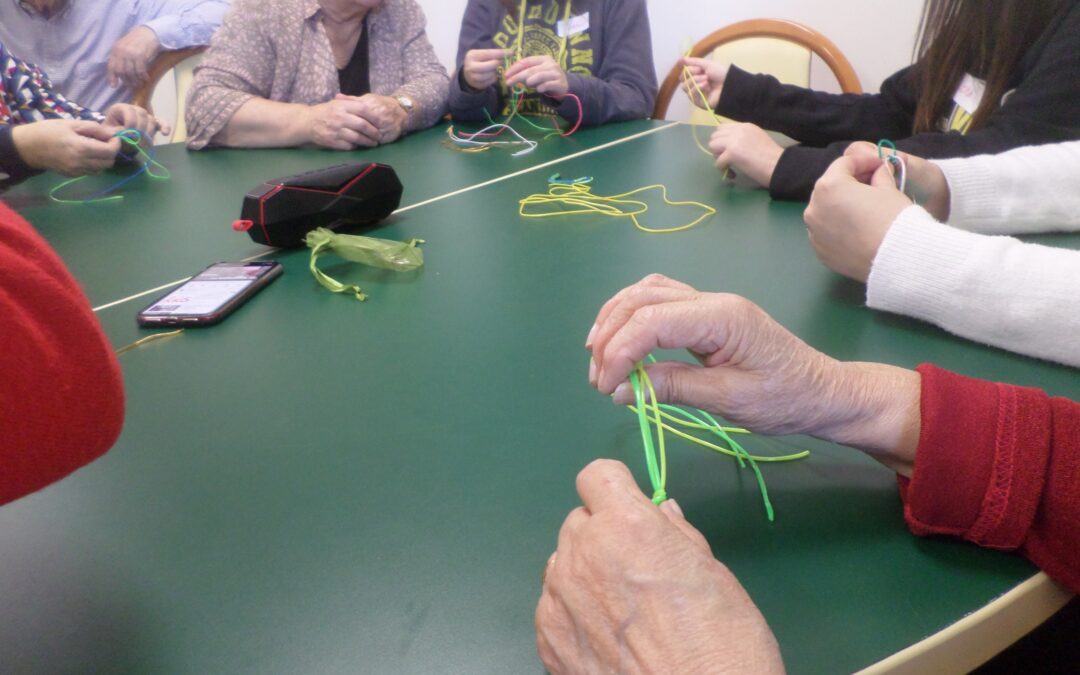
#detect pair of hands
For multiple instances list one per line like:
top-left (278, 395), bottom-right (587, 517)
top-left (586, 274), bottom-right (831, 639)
top-left (11, 104), bottom-right (167, 177)
top-left (307, 93), bottom-right (409, 150)
top-left (680, 56), bottom-right (783, 187)
top-left (462, 48), bottom-right (569, 97)
top-left (537, 275), bottom-right (922, 672)
top-left (804, 143), bottom-right (950, 282)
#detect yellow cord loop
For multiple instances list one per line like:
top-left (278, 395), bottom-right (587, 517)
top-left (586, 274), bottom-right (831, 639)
top-left (519, 177), bottom-right (716, 234)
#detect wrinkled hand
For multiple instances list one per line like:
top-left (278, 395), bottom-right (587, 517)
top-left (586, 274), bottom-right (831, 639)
top-left (462, 48), bottom-right (510, 91)
top-left (504, 55), bottom-right (569, 96)
top-left (536, 459), bottom-right (785, 675)
top-left (844, 141), bottom-right (951, 221)
top-left (306, 96), bottom-right (383, 150)
top-left (107, 25), bottom-right (162, 89)
top-left (348, 94), bottom-right (409, 145)
top-left (10, 119), bottom-right (122, 176)
top-left (708, 123), bottom-right (782, 188)
top-left (588, 274), bottom-right (840, 436)
top-left (103, 103), bottom-right (169, 143)
top-left (680, 56), bottom-right (729, 110)
top-left (803, 152), bottom-right (913, 282)
top-left (586, 275), bottom-right (921, 471)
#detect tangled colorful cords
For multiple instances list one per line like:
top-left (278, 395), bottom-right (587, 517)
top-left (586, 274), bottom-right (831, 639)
top-left (49, 128), bottom-right (170, 204)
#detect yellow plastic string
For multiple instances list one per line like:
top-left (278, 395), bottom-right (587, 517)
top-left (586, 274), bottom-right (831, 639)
top-left (115, 329), bottom-right (184, 356)
top-left (513, 0), bottom-right (572, 69)
top-left (627, 405), bottom-right (810, 463)
top-left (630, 362), bottom-right (667, 504)
top-left (624, 355), bottom-right (810, 520)
top-left (519, 180), bottom-right (716, 234)
top-left (679, 52), bottom-right (733, 180)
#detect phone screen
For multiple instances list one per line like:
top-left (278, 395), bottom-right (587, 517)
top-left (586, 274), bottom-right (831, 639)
top-left (138, 261), bottom-right (282, 326)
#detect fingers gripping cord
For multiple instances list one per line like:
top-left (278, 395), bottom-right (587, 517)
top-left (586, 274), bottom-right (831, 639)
top-left (627, 356), bottom-right (810, 519)
top-left (680, 52), bottom-right (732, 180)
top-left (49, 128), bottom-right (171, 204)
top-left (446, 0), bottom-right (582, 156)
top-left (877, 139), bottom-right (908, 195)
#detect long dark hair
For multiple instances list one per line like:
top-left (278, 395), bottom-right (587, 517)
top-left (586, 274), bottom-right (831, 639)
top-left (912, 0), bottom-right (1065, 133)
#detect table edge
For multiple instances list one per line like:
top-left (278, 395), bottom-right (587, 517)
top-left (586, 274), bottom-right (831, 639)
top-left (857, 572), bottom-right (1074, 674)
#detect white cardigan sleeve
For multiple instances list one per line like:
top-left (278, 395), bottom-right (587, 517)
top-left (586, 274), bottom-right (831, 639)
top-left (867, 205), bottom-right (1080, 368)
top-left (933, 141), bottom-right (1080, 234)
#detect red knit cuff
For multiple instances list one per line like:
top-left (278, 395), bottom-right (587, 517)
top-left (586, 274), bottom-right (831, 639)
top-left (901, 364), bottom-right (1052, 551)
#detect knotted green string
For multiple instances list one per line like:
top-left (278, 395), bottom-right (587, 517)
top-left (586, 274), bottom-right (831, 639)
top-left (304, 227), bottom-right (424, 301)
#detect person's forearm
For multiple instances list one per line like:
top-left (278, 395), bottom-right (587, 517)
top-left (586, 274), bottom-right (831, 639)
top-left (0, 125), bottom-right (41, 188)
top-left (820, 362), bottom-right (921, 476)
top-left (447, 70), bottom-right (501, 121)
top-left (935, 141), bottom-right (1080, 234)
top-left (557, 73), bottom-right (653, 126)
top-left (215, 98), bottom-right (314, 148)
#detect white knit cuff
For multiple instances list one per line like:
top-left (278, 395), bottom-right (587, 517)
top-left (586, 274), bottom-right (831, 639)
top-left (931, 156), bottom-right (1002, 230)
top-left (866, 205), bottom-right (982, 326)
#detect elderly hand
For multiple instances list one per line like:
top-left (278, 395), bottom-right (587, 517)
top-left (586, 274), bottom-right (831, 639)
top-left (536, 459), bottom-right (785, 675)
top-left (586, 275), bottom-right (920, 474)
top-left (107, 25), bottom-right (162, 89)
top-left (10, 119), bottom-right (122, 176)
top-left (680, 56), bottom-right (730, 110)
top-left (803, 153), bottom-right (913, 282)
top-left (103, 103), bottom-right (169, 142)
top-left (462, 48), bottom-right (510, 91)
top-left (504, 55), bottom-right (569, 96)
top-left (349, 94), bottom-right (409, 145)
top-left (844, 142), bottom-right (951, 221)
top-left (306, 96), bottom-right (382, 150)
top-left (708, 123), bottom-right (782, 188)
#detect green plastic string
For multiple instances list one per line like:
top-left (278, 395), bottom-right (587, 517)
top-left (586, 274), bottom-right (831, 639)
top-left (49, 128), bottom-right (171, 204)
top-left (876, 138), bottom-right (909, 194)
top-left (630, 363), bottom-right (667, 504)
top-left (304, 227), bottom-right (424, 301)
top-left (624, 355), bottom-right (810, 520)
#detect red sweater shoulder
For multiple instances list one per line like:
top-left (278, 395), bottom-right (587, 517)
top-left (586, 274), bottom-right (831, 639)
top-left (0, 201), bottom-right (124, 505)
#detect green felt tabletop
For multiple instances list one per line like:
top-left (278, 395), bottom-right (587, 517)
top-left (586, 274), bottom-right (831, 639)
top-left (1, 122), bottom-right (1078, 674)
top-left (4, 119), bottom-right (668, 308)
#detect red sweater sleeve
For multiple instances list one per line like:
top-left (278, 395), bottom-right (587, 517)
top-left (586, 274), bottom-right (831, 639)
top-left (899, 364), bottom-right (1080, 592)
top-left (0, 201), bottom-right (124, 505)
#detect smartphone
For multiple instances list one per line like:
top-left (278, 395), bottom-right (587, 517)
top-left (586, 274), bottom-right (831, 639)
top-left (137, 261), bottom-right (283, 327)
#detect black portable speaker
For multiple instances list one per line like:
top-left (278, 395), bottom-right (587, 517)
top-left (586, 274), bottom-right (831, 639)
top-left (233, 162), bottom-right (403, 248)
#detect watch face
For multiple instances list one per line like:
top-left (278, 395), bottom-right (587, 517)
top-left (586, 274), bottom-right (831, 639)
top-left (396, 96), bottom-right (414, 111)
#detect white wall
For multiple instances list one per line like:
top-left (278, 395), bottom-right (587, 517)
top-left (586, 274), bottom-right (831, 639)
top-left (419, 0), bottom-right (924, 118)
top-left (152, 0), bottom-right (925, 135)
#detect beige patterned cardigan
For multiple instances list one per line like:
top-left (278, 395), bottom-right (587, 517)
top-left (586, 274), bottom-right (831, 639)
top-left (186, 0), bottom-right (449, 149)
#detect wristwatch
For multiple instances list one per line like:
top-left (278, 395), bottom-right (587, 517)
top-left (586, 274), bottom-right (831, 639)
top-left (395, 95), bottom-right (414, 114)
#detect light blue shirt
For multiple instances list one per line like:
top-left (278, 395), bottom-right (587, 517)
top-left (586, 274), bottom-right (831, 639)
top-left (0, 0), bottom-right (230, 110)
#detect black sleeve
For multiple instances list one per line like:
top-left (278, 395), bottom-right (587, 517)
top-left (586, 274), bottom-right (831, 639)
top-left (0, 125), bottom-right (41, 191)
top-left (765, 1), bottom-right (1080, 201)
top-left (715, 64), bottom-right (917, 147)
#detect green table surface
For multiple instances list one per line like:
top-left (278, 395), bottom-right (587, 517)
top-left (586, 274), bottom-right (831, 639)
top-left (2, 121), bottom-right (1078, 674)
top-left (4, 119), bottom-right (670, 309)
